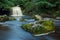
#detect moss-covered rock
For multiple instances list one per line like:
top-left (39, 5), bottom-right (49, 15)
top-left (21, 20), bottom-right (55, 35)
top-left (41, 20), bottom-right (55, 32)
top-left (21, 23), bottom-right (48, 35)
top-left (0, 15), bottom-right (16, 22)
top-left (0, 15), bottom-right (9, 22)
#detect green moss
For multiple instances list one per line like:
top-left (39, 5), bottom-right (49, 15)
top-left (21, 20), bottom-right (55, 35)
top-left (21, 24), bottom-right (48, 35)
top-left (41, 20), bottom-right (55, 32)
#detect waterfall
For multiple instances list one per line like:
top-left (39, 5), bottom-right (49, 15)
top-left (11, 5), bottom-right (23, 16)
top-left (11, 5), bottom-right (23, 20)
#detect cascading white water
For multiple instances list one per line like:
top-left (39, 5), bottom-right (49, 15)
top-left (11, 5), bottom-right (23, 20)
top-left (11, 5), bottom-right (23, 16)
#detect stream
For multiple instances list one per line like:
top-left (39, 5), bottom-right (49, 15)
top-left (0, 20), bottom-right (56, 40)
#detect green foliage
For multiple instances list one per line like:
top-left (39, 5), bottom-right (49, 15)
top-left (21, 24), bottom-right (33, 31)
top-left (0, 0), bottom-right (60, 16)
top-left (41, 20), bottom-right (55, 31)
top-left (22, 0), bottom-right (60, 17)
top-left (21, 20), bottom-right (55, 35)
top-left (0, 0), bottom-right (15, 8)
top-left (0, 15), bottom-right (16, 22)
top-left (0, 15), bottom-right (9, 22)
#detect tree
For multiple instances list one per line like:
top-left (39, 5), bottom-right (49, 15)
top-left (0, 0), bottom-right (60, 17)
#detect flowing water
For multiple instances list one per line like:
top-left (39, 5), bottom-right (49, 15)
top-left (4, 21), bottom-right (34, 40)
top-left (0, 20), bottom-right (56, 40)
top-left (0, 6), bottom-right (57, 40)
top-left (11, 6), bottom-right (23, 16)
top-left (11, 5), bottom-right (24, 21)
